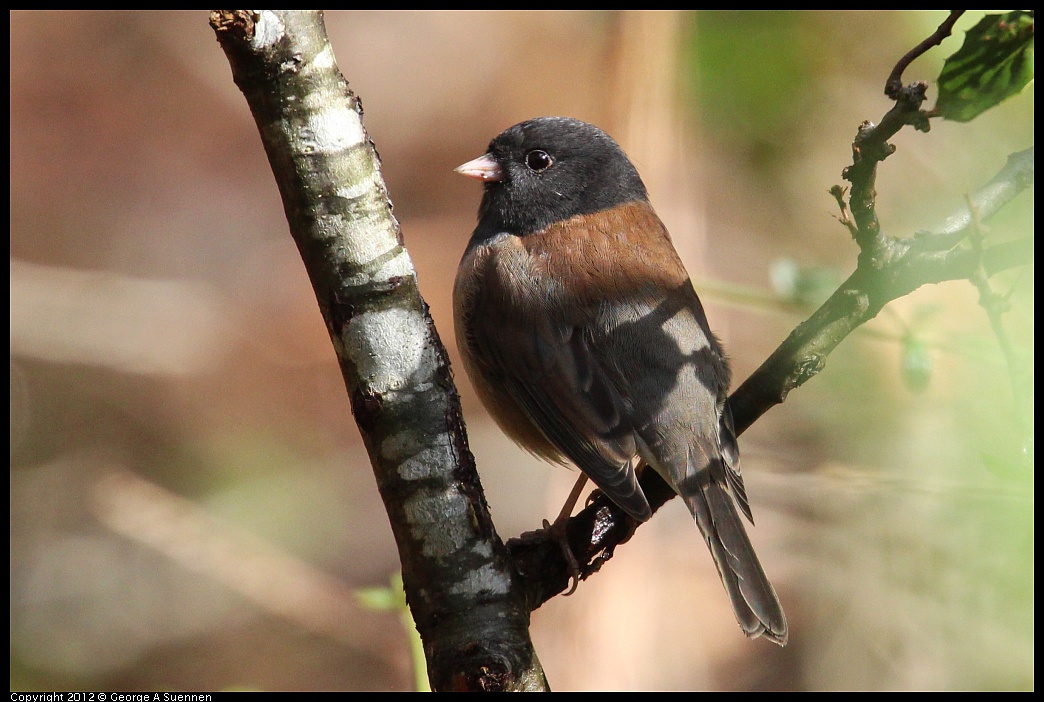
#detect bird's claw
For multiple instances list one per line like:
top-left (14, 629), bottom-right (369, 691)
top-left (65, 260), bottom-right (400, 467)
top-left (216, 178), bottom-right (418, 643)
top-left (541, 518), bottom-right (581, 596)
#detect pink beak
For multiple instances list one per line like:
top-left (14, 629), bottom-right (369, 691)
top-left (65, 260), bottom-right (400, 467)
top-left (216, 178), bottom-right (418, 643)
top-left (454, 154), bottom-right (503, 182)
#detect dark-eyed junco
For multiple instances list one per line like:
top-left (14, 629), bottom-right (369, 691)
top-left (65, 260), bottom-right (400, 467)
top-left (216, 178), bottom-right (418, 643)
top-left (453, 116), bottom-right (787, 645)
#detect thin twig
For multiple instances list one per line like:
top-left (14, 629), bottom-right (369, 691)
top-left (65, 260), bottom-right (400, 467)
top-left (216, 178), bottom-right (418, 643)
top-left (914, 147), bottom-right (1035, 251)
top-left (844, 11), bottom-right (967, 258)
top-left (829, 184), bottom-right (859, 238)
top-left (885, 10), bottom-right (967, 98)
top-left (963, 194), bottom-right (1032, 453)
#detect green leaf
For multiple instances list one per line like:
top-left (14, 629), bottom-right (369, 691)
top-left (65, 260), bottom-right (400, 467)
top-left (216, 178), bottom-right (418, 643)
top-left (935, 11), bottom-right (1034, 122)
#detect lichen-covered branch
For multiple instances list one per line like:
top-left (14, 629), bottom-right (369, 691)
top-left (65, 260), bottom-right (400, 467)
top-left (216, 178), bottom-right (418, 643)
top-left (210, 10), bottom-right (546, 692)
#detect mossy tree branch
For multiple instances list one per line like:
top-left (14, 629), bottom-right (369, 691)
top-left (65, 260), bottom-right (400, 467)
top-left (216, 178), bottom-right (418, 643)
top-left (211, 9), bottom-right (547, 692)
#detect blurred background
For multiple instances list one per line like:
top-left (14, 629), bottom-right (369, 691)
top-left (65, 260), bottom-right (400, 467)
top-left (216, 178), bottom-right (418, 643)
top-left (10, 10), bottom-right (1033, 691)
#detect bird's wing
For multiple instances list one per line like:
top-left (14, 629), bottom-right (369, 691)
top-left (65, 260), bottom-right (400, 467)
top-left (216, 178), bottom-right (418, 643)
top-left (468, 303), bottom-right (651, 522)
top-left (719, 399), bottom-right (752, 522)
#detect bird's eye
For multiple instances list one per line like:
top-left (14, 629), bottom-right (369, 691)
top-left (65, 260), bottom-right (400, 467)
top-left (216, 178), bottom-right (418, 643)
top-left (525, 150), bottom-right (553, 172)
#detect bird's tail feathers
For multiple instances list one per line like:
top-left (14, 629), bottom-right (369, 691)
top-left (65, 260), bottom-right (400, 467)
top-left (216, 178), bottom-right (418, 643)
top-left (686, 458), bottom-right (788, 646)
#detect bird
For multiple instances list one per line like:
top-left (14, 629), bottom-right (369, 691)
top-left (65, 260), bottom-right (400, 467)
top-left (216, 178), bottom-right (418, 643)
top-left (452, 116), bottom-right (787, 645)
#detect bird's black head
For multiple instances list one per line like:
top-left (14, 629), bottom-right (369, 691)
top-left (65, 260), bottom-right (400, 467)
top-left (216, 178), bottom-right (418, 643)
top-left (472, 117), bottom-right (649, 236)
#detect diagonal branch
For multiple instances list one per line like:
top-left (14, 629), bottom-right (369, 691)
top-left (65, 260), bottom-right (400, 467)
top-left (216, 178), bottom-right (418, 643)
top-left (512, 146), bottom-right (1034, 606)
top-left (211, 10), bottom-right (547, 692)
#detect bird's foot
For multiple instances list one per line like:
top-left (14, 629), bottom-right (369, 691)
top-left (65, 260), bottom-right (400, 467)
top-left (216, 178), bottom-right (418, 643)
top-left (509, 516), bottom-right (582, 596)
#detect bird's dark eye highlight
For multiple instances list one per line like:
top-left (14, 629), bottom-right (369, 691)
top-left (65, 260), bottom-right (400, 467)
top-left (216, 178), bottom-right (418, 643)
top-left (525, 150), bottom-right (553, 172)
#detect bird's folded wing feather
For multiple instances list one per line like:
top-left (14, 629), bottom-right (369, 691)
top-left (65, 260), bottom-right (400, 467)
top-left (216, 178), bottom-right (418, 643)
top-left (469, 308), bottom-right (651, 521)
